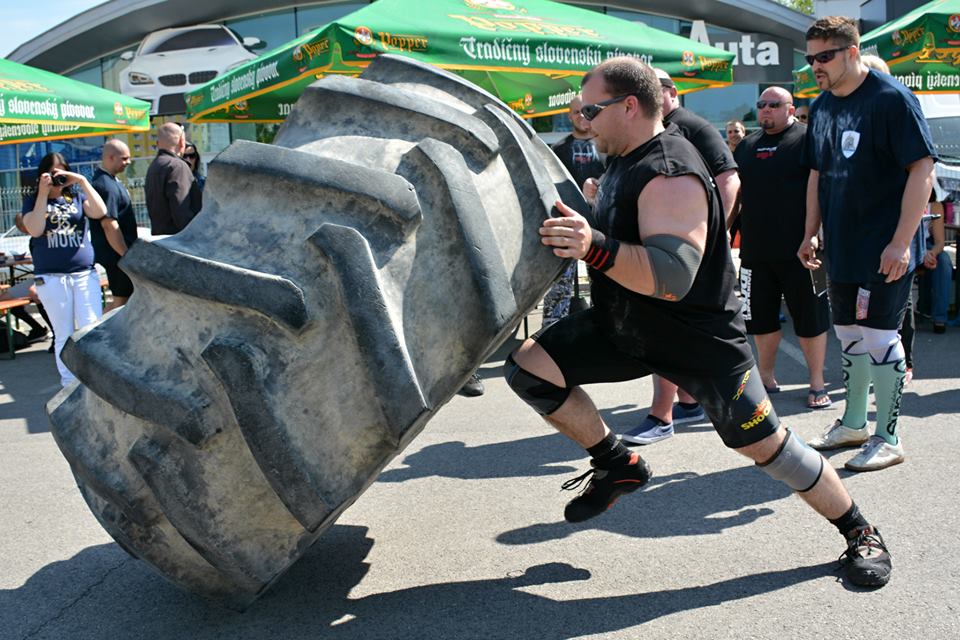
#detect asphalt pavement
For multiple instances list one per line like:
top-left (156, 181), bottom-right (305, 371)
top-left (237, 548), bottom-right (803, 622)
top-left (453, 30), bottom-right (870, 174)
top-left (1, 309), bottom-right (958, 640)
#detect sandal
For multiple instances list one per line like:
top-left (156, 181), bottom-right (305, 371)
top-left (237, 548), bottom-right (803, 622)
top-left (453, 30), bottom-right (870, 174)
top-left (807, 388), bottom-right (832, 409)
top-left (764, 383), bottom-right (781, 394)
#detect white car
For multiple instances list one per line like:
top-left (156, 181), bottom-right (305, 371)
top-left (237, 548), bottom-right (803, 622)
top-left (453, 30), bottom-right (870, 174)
top-left (120, 24), bottom-right (262, 116)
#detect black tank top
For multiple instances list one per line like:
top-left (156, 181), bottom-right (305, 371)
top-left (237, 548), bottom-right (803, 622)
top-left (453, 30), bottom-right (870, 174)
top-left (589, 124), bottom-right (754, 377)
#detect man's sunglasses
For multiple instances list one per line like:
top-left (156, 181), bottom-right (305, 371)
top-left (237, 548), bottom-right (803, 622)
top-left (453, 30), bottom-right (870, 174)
top-left (804, 46), bottom-right (850, 66)
top-left (756, 100), bottom-right (791, 110)
top-left (581, 94), bottom-right (637, 121)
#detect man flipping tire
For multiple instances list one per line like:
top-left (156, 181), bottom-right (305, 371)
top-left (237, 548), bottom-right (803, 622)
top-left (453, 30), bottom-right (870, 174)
top-left (504, 56), bottom-right (892, 588)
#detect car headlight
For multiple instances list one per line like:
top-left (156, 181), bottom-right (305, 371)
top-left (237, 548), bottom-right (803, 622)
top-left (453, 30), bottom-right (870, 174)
top-left (128, 71), bottom-right (154, 85)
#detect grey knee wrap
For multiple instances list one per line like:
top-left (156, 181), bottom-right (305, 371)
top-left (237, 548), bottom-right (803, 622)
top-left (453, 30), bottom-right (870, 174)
top-left (756, 429), bottom-right (824, 492)
top-left (503, 354), bottom-right (571, 416)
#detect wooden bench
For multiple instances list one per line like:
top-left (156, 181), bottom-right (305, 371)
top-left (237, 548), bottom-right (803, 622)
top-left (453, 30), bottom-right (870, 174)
top-left (0, 297), bottom-right (32, 360)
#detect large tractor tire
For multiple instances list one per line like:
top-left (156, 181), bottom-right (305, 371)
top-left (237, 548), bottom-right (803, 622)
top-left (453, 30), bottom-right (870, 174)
top-left (47, 55), bottom-right (586, 608)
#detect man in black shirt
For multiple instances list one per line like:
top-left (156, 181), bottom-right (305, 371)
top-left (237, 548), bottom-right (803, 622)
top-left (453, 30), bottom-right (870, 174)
top-left (504, 56), bottom-right (891, 588)
top-left (799, 17), bottom-right (936, 473)
top-left (91, 139), bottom-right (138, 310)
top-left (733, 87), bottom-right (831, 408)
top-left (542, 96), bottom-right (606, 327)
top-left (620, 69), bottom-right (741, 445)
top-left (146, 122), bottom-right (200, 235)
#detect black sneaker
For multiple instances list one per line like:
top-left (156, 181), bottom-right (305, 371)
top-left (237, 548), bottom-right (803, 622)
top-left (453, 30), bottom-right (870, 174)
top-left (457, 372), bottom-right (484, 397)
top-left (27, 327), bottom-right (48, 343)
top-left (561, 452), bottom-right (651, 523)
top-left (839, 526), bottom-right (892, 587)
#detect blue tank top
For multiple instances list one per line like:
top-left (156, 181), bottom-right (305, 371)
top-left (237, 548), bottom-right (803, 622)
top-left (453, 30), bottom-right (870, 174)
top-left (22, 189), bottom-right (95, 275)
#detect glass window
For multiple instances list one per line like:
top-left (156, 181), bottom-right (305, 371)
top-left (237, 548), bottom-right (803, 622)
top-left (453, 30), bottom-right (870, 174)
top-left (683, 83), bottom-right (759, 128)
top-left (296, 2), bottom-right (368, 35)
top-left (226, 11), bottom-right (297, 54)
top-left (141, 27), bottom-right (239, 54)
top-left (606, 9), bottom-right (680, 34)
top-left (67, 62), bottom-right (103, 88)
top-left (101, 53), bottom-right (130, 93)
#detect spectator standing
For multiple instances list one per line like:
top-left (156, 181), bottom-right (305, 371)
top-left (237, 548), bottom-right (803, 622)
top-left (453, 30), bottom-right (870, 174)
top-left (91, 139), bottom-right (137, 311)
top-left (544, 95), bottom-right (606, 327)
top-left (799, 17), bottom-right (936, 471)
top-left (146, 122), bottom-right (200, 235)
top-left (725, 120), bottom-right (746, 153)
top-left (19, 152), bottom-right (108, 386)
top-left (184, 142), bottom-right (205, 192)
top-left (733, 87), bottom-right (832, 408)
top-left (795, 105), bottom-right (810, 124)
top-left (621, 68), bottom-right (740, 445)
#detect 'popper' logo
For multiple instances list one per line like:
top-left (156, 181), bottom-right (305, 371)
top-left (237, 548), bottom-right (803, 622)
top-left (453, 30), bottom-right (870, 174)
top-left (732, 369), bottom-right (751, 401)
top-left (740, 398), bottom-right (771, 430)
top-left (681, 51), bottom-right (696, 67)
top-left (354, 26), bottom-right (373, 46)
top-left (949, 15), bottom-right (960, 33)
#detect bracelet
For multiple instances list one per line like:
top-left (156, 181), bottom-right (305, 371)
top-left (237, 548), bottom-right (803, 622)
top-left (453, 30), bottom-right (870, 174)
top-left (584, 229), bottom-right (619, 272)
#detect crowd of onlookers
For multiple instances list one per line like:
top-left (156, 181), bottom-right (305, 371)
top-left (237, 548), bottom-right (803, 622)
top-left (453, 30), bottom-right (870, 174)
top-left (0, 122), bottom-right (203, 385)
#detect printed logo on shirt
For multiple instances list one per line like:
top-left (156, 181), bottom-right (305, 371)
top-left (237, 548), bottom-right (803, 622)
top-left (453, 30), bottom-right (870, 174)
top-left (841, 130), bottom-right (860, 158)
top-left (45, 201), bottom-right (84, 249)
top-left (755, 145), bottom-right (777, 160)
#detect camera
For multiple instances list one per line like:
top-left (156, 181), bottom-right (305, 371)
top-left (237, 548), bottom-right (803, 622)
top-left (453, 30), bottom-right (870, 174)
top-left (51, 174), bottom-right (69, 186)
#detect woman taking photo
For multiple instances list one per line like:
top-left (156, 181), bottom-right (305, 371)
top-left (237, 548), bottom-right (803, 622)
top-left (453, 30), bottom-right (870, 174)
top-left (19, 152), bottom-right (108, 387)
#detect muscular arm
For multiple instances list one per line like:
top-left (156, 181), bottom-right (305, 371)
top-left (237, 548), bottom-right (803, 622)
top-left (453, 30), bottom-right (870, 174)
top-left (880, 156), bottom-right (935, 282)
top-left (715, 168), bottom-right (740, 227)
top-left (543, 174), bottom-right (707, 299)
top-left (798, 169), bottom-right (822, 269)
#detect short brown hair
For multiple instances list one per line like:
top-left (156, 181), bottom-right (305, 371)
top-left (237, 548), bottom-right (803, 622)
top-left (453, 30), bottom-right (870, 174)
top-left (587, 57), bottom-right (661, 120)
top-left (806, 16), bottom-right (860, 47)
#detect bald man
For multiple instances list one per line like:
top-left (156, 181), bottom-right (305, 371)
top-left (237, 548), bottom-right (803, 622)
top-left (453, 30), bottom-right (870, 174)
top-left (732, 86), bottom-right (831, 407)
top-left (91, 139), bottom-right (138, 309)
top-left (145, 122), bottom-right (200, 235)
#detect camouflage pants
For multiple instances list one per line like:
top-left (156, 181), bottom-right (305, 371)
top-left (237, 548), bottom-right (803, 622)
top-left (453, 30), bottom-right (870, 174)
top-left (542, 263), bottom-right (577, 326)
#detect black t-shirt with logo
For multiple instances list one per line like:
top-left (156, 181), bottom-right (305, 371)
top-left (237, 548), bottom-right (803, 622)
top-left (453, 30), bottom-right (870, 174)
top-left (551, 134), bottom-right (605, 190)
top-left (91, 168), bottom-right (138, 267)
top-left (802, 70), bottom-right (936, 284)
top-left (734, 121), bottom-right (808, 262)
top-left (664, 106), bottom-right (738, 177)
top-left (589, 123), bottom-right (753, 377)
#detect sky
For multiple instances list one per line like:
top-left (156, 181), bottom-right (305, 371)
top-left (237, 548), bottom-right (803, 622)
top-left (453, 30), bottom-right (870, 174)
top-left (1, 0), bottom-right (105, 58)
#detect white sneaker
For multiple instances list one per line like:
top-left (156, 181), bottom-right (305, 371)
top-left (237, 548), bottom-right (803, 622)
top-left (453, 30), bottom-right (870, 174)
top-left (845, 436), bottom-right (905, 472)
top-left (808, 420), bottom-right (869, 450)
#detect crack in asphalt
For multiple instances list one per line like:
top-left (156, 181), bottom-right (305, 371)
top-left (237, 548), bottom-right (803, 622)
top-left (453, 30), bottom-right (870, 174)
top-left (20, 555), bottom-right (131, 640)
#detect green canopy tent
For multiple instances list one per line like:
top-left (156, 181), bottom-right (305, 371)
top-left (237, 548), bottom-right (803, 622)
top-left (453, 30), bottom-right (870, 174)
top-left (186, 0), bottom-right (735, 123)
top-left (794, 0), bottom-right (960, 98)
top-left (0, 58), bottom-right (151, 145)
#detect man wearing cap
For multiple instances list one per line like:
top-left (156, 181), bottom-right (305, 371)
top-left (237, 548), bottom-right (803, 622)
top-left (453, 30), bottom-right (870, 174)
top-left (620, 69), bottom-right (741, 446)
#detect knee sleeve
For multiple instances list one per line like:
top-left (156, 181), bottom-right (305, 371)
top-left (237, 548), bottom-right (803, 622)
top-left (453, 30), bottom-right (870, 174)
top-left (503, 354), bottom-right (571, 416)
top-left (859, 327), bottom-right (904, 364)
top-left (756, 429), bottom-right (824, 493)
top-left (834, 324), bottom-right (868, 354)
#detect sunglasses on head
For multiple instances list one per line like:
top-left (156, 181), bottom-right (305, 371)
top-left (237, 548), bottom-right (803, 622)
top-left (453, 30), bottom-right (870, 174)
top-left (756, 100), bottom-right (791, 110)
top-left (804, 46), bottom-right (850, 66)
top-left (581, 94), bottom-right (637, 121)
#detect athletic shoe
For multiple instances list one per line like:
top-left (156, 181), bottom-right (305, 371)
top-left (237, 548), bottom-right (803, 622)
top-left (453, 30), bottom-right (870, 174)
top-left (671, 403), bottom-right (707, 425)
top-left (561, 452), bottom-right (652, 523)
top-left (808, 420), bottom-right (869, 451)
top-left (839, 526), bottom-right (892, 587)
top-left (844, 436), bottom-right (905, 472)
top-left (27, 327), bottom-right (48, 343)
top-left (457, 372), bottom-right (484, 397)
top-left (620, 416), bottom-right (674, 445)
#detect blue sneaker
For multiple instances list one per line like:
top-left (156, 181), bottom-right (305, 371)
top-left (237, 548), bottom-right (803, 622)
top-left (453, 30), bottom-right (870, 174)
top-left (671, 403), bottom-right (707, 425)
top-left (620, 416), bottom-right (674, 445)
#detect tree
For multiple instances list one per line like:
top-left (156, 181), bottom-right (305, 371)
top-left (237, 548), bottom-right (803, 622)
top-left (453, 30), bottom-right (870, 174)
top-left (776, 0), bottom-right (814, 15)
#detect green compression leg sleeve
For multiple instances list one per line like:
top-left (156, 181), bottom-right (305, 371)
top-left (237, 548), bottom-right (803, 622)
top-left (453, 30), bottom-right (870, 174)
top-left (840, 351), bottom-right (871, 430)
top-left (872, 359), bottom-right (907, 445)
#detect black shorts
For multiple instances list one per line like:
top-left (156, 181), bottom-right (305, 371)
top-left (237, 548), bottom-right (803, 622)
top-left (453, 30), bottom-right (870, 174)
top-left (740, 259), bottom-right (831, 337)
top-left (532, 307), bottom-right (779, 449)
top-left (102, 262), bottom-right (134, 298)
top-left (830, 274), bottom-right (913, 330)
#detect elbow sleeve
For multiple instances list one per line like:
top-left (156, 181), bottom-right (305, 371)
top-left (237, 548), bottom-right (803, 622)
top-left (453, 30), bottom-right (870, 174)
top-left (644, 234), bottom-right (702, 301)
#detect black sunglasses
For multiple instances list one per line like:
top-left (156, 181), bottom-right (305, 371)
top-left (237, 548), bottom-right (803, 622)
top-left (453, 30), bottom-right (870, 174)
top-left (184, 153), bottom-right (198, 159)
top-left (756, 100), bottom-right (791, 110)
top-left (804, 46), bottom-right (850, 66)
top-left (581, 94), bottom-right (636, 121)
